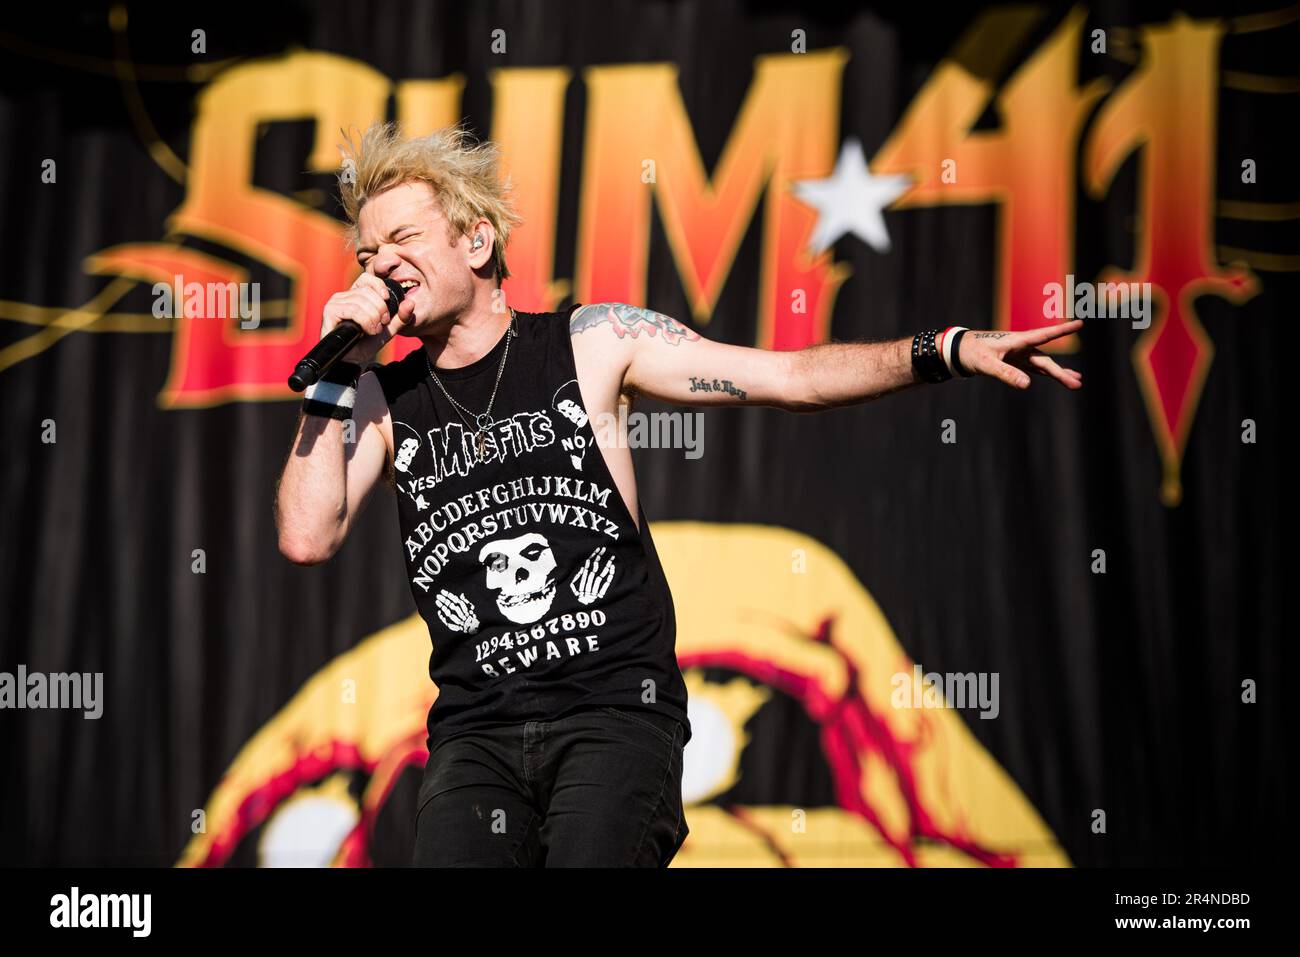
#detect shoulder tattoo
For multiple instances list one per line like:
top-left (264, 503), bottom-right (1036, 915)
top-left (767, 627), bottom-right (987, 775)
top-left (569, 303), bottom-right (700, 346)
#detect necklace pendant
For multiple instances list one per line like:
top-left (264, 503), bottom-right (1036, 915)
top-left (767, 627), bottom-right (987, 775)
top-left (475, 412), bottom-right (494, 431)
top-left (476, 433), bottom-right (486, 458)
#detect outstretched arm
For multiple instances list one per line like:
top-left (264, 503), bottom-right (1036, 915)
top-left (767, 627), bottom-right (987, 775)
top-left (786, 321), bottom-right (1084, 410)
top-left (569, 302), bottom-right (1083, 412)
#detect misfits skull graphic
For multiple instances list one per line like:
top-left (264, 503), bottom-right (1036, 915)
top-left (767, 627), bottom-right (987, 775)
top-left (392, 421), bottom-right (425, 479)
top-left (556, 397), bottom-right (587, 428)
top-left (552, 380), bottom-right (591, 471)
top-left (395, 437), bottom-right (419, 473)
top-left (478, 533), bottom-right (558, 623)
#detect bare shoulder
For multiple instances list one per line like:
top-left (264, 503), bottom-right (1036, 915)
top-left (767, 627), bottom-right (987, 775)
top-left (569, 302), bottom-right (701, 346)
top-left (565, 303), bottom-right (643, 408)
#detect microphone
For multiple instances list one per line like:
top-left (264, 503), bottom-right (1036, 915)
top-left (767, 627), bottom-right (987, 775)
top-left (287, 277), bottom-right (407, 392)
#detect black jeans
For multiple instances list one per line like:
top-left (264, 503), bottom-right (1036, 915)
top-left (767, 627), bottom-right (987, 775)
top-left (412, 705), bottom-right (689, 867)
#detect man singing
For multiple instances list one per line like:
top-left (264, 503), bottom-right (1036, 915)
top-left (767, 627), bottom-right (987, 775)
top-left (273, 122), bottom-right (1083, 867)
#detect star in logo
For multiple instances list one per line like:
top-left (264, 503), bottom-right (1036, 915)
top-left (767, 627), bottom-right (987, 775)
top-left (792, 138), bottom-right (912, 254)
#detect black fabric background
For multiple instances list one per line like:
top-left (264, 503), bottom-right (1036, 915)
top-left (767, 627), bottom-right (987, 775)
top-left (0, 0), bottom-right (1288, 865)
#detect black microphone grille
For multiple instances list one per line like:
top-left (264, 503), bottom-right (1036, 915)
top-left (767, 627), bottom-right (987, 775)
top-left (382, 277), bottom-right (406, 318)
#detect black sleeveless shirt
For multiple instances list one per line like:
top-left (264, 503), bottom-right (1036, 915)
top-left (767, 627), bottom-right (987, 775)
top-left (370, 305), bottom-right (691, 753)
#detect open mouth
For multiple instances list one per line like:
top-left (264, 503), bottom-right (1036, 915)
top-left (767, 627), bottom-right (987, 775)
top-left (395, 278), bottom-right (420, 296)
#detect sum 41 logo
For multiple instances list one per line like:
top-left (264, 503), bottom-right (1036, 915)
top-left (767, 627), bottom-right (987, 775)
top-left (49, 887), bottom-right (151, 937)
top-left (74, 9), bottom-right (1263, 506)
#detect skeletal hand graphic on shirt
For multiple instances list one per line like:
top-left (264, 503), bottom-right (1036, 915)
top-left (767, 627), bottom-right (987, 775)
top-left (435, 590), bottom-right (480, 634)
top-left (570, 546), bottom-right (616, 605)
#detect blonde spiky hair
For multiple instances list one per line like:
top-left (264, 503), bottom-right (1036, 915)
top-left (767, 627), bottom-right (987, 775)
top-left (337, 121), bottom-right (522, 282)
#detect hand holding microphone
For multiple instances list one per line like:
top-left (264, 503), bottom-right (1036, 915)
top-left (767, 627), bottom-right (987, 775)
top-left (288, 274), bottom-right (415, 391)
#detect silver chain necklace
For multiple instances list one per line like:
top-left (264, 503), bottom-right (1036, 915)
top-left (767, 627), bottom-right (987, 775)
top-left (424, 309), bottom-right (517, 458)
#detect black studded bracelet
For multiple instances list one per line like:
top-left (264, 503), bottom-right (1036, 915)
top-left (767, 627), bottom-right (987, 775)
top-left (911, 329), bottom-right (953, 383)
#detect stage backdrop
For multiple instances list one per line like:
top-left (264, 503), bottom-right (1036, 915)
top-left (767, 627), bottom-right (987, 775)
top-left (0, 1), bottom-right (1287, 866)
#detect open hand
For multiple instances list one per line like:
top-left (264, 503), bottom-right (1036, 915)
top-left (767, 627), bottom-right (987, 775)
top-left (957, 320), bottom-right (1084, 390)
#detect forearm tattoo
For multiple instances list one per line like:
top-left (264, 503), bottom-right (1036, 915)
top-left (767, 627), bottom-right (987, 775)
top-left (971, 332), bottom-right (1010, 339)
top-left (570, 302), bottom-right (701, 345)
top-left (688, 376), bottom-right (747, 400)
